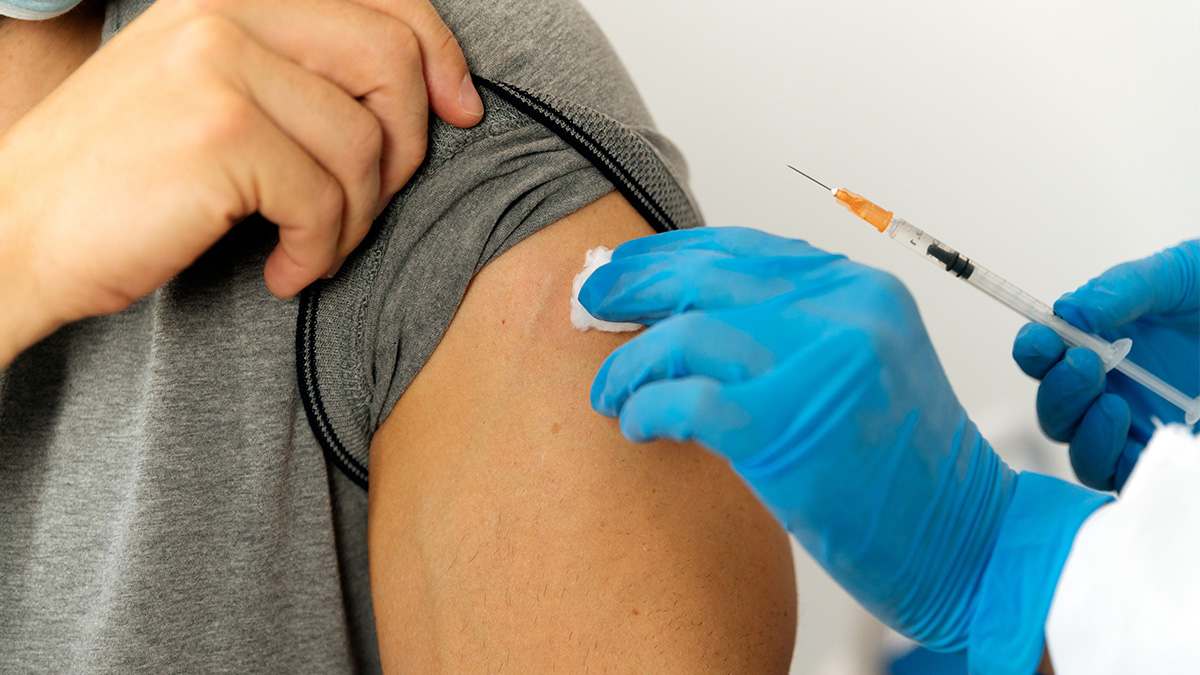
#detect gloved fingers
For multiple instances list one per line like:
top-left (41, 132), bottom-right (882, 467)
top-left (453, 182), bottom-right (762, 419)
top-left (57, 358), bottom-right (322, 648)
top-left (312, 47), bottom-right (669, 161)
top-left (580, 249), bottom-right (851, 324)
top-left (616, 377), bottom-right (751, 451)
top-left (1013, 323), bottom-right (1066, 379)
top-left (1036, 347), bottom-right (1106, 442)
top-left (1113, 439), bottom-right (1147, 493)
top-left (1067, 393), bottom-right (1131, 491)
top-left (579, 251), bottom-right (797, 323)
top-left (1054, 239), bottom-right (1200, 333)
top-left (609, 226), bottom-right (821, 260)
top-left (616, 344), bottom-right (852, 463)
top-left (590, 313), bottom-right (776, 417)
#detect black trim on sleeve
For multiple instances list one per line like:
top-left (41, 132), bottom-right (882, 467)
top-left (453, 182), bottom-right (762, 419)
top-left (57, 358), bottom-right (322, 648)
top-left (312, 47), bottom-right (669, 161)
top-left (297, 78), bottom-right (691, 490)
top-left (296, 287), bottom-right (369, 489)
top-left (475, 77), bottom-right (679, 234)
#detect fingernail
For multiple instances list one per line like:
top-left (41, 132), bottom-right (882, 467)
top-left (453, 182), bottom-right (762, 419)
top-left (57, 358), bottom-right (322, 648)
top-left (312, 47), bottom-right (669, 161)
top-left (459, 72), bottom-right (484, 118)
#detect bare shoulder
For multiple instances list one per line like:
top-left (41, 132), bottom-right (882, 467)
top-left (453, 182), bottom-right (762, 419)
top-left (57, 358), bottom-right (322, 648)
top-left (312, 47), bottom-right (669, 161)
top-left (368, 192), bottom-right (797, 673)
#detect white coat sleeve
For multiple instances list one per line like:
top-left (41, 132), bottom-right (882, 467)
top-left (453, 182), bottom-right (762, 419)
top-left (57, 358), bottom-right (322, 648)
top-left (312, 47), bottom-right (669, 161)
top-left (1045, 425), bottom-right (1200, 674)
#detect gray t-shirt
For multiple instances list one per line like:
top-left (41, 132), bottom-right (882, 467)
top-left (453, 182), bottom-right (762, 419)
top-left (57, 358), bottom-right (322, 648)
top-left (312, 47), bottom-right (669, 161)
top-left (0, 0), bottom-right (701, 672)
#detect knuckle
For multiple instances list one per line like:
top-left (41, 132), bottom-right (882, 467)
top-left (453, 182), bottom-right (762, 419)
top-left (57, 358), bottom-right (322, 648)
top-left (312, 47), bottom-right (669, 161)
top-left (684, 381), bottom-right (723, 418)
top-left (168, 0), bottom-right (228, 15)
top-left (188, 88), bottom-right (256, 147)
top-left (664, 312), bottom-right (709, 343)
top-left (857, 267), bottom-right (912, 305)
top-left (380, 19), bottom-right (421, 63)
top-left (158, 0), bottom-right (206, 18)
top-left (172, 13), bottom-right (240, 61)
top-left (680, 256), bottom-right (717, 285)
top-left (345, 108), bottom-right (384, 179)
top-left (856, 269), bottom-right (922, 337)
top-left (845, 265), bottom-right (914, 321)
top-left (433, 28), bottom-right (464, 62)
top-left (311, 175), bottom-right (346, 230)
top-left (833, 322), bottom-right (876, 358)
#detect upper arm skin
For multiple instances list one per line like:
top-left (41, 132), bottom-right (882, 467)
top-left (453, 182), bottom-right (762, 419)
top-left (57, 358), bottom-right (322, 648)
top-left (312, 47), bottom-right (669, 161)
top-left (368, 192), bottom-right (797, 673)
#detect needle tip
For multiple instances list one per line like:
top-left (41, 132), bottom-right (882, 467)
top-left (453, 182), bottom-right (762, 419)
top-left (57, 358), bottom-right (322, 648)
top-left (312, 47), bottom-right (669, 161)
top-left (786, 165), bottom-right (832, 192)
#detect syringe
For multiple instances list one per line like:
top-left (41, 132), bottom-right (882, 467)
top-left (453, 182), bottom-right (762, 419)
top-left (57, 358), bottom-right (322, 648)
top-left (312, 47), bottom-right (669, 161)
top-left (789, 166), bottom-right (1200, 425)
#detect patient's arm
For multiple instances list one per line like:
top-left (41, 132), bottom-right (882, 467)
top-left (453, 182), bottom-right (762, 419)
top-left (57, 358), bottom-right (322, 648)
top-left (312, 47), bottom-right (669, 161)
top-left (368, 192), bottom-right (797, 673)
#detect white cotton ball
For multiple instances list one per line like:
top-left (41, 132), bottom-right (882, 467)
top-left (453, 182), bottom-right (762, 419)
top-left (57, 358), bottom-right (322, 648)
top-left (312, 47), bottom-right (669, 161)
top-left (570, 246), bottom-right (642, 333)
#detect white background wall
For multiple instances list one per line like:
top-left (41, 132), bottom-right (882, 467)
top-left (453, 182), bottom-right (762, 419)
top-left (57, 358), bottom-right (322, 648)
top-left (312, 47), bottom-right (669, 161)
top-left (574, 0), bottom-right (1198, 672)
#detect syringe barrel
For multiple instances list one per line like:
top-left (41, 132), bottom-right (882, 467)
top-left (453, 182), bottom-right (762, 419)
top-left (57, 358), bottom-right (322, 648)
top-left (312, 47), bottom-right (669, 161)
top-left (967, 269), bottom-right (1198, 423)
top-left (883, 217), bottom-right (1131, 370)
top-left (866, 214), bottom-right (1199, 424)
top-left (1112, 357), bottom-right (1200, 426)
top-left (966, 267), bottom-right (1132, 371)
top-left (884, 218), bottom-right (975, 277)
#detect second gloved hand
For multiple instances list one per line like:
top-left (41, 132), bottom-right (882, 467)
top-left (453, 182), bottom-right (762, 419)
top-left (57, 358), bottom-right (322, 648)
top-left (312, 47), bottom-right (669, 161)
top-left (580, 227), bottom-right (1110, 674)
top-left (1013, 240), bottom-right (1200, 492)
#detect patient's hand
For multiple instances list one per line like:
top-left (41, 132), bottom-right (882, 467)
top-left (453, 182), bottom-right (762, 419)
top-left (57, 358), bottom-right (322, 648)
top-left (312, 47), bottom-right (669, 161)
top-left (0, 0), bottom-right (483, 369)
top-left (368, 192), bottom-right (798, 673)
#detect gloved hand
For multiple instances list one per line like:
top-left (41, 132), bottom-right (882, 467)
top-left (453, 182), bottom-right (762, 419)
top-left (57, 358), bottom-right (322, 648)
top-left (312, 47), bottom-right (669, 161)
top-left (579, 227), bottom-right (1110, 675)
top-left (1013, 240), bottom-right (1200, 492)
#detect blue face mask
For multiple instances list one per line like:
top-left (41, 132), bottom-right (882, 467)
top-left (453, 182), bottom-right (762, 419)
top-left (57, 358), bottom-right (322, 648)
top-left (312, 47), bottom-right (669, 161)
top-left (0, 0), bottom-right (83, 20)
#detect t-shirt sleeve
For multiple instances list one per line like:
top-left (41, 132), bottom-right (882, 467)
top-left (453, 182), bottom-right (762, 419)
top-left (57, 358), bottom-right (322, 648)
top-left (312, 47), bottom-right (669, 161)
top-left (295, 3), bottom-right (703, 489)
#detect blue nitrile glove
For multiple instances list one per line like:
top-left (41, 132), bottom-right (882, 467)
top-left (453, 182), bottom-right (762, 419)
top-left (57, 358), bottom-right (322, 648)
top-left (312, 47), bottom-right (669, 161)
top-left (1013, 240), bottom-right (1200, 492)
top-left (579, 228), bottom-right (1111, 675)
